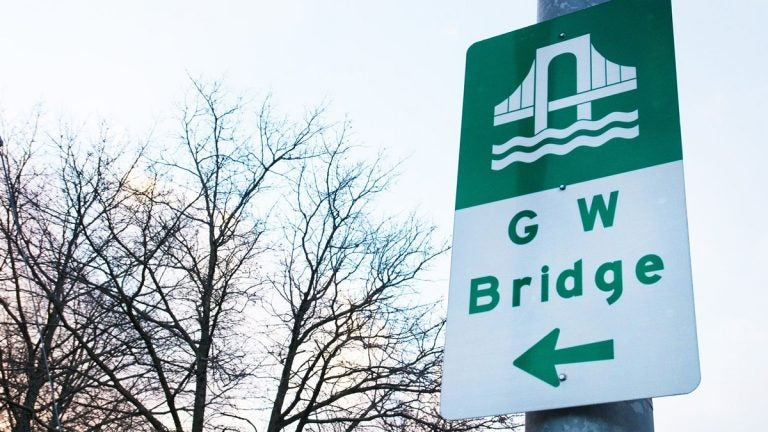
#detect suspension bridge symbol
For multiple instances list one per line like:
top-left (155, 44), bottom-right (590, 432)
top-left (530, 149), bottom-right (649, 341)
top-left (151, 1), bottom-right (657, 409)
top-left (491, 34), bottom-right (639, 170)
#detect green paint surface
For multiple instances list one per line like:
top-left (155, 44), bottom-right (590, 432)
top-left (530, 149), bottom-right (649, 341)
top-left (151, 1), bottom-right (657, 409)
top-left (456, 0), bottom-right (681, 209)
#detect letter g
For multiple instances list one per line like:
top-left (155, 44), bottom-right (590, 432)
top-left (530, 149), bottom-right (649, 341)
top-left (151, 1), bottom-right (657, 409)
top-left (508, 209), bottom-right (538, 245)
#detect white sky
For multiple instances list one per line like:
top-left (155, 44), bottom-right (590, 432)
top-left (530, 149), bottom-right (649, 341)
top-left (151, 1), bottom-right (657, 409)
top-left (1, 1), bottom-right (766, 430)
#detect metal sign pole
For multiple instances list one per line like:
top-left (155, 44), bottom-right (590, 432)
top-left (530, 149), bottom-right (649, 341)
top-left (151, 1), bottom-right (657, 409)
top-left (525, 1), bottom-right (654, 431)
top-left (538, 0), bottom-right (611, 22)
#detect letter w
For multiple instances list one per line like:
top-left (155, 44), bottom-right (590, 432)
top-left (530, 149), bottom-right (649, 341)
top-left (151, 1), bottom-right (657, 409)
top-left (577, 191), bottom-right (619, 232)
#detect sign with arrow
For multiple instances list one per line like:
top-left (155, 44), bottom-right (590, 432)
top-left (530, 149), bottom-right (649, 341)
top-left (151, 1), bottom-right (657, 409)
top-left (441, 0), bottom-right (700, 420)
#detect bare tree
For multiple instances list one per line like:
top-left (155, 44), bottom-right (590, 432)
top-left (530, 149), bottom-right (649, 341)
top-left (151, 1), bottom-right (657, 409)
top-left (0, 83), bottom-right (522, 432)
top-left (0, 119), bottom-right (149, 431)
top-left (52, 82), bottom-right (328, 432)
top-left (260, 136), bottom-right (520, 432)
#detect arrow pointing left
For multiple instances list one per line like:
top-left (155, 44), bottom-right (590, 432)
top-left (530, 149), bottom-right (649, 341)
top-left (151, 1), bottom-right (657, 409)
top-left (513, 328), bottom-right (614, 387)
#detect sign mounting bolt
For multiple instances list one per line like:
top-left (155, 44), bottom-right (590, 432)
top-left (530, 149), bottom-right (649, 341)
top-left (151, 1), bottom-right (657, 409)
top-left (559, 32), bottom-right (566, 39)
top-left (558, 373), bottom-right (567, 382)
top-left (559, 184), bottom-right (567, 190)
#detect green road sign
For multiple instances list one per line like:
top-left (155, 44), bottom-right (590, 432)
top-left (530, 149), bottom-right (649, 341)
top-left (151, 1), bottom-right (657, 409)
top-left (442, 0), bottom-right (700, 420)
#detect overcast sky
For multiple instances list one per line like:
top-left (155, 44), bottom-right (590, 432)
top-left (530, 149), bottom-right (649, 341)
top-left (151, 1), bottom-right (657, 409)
top-left (1, 1), bottom-right (766, 430)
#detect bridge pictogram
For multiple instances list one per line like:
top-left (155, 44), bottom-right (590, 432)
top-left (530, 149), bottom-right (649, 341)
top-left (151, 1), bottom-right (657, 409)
top-left (493, 34), bottom-right (637, 133)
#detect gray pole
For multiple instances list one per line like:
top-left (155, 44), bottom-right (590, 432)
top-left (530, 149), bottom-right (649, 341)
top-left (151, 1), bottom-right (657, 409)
top-left (526, 1), bottom-right (655, 431)
top-left (538, 0), bottom-right (610, 22)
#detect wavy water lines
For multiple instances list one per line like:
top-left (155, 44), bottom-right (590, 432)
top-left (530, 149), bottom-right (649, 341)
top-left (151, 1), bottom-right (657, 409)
top-left (492, 110), bottom-right (639, 155)
top-left (491, 124), bottom-right (639, 170)
top-left (490, 110), bottom-right (640, 170)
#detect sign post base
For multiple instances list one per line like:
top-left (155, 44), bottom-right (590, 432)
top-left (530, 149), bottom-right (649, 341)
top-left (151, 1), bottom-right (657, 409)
top-left (527, 399), bottom-right (653, 431)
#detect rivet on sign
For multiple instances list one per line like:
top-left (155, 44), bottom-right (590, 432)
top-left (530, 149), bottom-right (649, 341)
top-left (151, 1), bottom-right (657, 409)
top-left (559, 373), bottom-right (567, 382)
top-left (559, 32), bottom-right (566, 39)
top-left (559, 184), bottom-right (566, 191)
